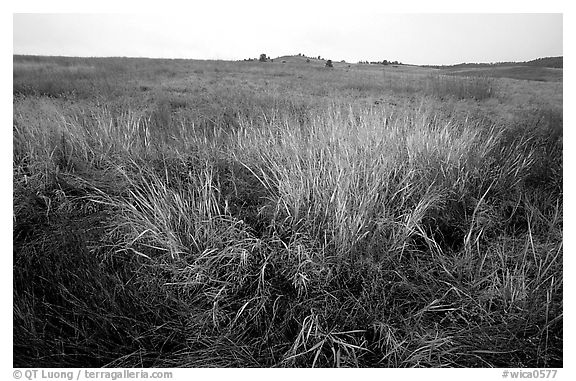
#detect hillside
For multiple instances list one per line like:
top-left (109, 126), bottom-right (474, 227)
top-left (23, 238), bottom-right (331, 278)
top-left (273, 54), bottom-right (318, 63)
top-left (271, 54), bottom-right (351, 66)
top-left (425, 56), bottom-right (562, 70)
top-left (524, 56), bottom-right (563, 68)
top-left (445, 65), bottom-right (563, 82)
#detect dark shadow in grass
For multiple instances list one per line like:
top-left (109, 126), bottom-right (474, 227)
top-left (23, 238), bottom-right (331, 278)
top-left (215, 159), bottom-right (275, 238)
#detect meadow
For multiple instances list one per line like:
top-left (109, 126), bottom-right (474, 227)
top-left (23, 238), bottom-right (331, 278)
top-left (13, 55), bottom-right (562, 367)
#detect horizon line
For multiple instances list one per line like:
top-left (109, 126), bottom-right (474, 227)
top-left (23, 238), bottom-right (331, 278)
top-left (12, 52), bottom-right (564, 67)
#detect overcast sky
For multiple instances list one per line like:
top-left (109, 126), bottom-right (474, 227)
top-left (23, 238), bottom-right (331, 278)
top-left (13, 12), bottom-right (562, 65)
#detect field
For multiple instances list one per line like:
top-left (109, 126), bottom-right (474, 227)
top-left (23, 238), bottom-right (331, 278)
top-left (445, 65), bottom-right (563, 83)
top-left (13, 55), bottom-right (562, 368)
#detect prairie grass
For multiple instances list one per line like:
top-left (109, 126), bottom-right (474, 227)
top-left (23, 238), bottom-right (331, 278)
top-left (340, 71), bottom-right (495, 100)
top-left (13, 55), bottom-right (562, 367)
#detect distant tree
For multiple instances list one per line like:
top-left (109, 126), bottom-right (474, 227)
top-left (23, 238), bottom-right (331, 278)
top-left (325, 59), bottom-right (333, 68)
top-left (259, 54), bottom-right (268, 62)
top-left (306, 58), bottom-right (310, 63)
top-left (318, 56), bottom-right (321, 60)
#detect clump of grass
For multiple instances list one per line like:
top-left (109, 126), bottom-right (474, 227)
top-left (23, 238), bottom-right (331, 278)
top-left (231, 104), bottom-right (544, 260)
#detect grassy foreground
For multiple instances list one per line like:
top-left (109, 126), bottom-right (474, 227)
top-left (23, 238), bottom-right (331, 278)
top-left (13, 55), bottom-right (562, 367)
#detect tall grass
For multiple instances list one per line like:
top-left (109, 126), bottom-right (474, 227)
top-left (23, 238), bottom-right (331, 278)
top-left (231, 104), bottom-right (542, 259)
top-left (13, 56), bottom-right (562, 367)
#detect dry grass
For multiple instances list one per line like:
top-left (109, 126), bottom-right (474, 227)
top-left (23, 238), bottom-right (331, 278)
top-left (13, 55), bottom-right (562, 367)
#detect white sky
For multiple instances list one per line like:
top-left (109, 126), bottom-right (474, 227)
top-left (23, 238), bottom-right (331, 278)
top-left (13, 10), bottom-right (562, 65)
